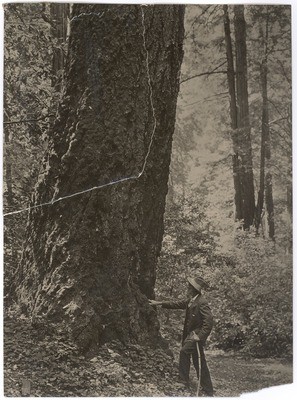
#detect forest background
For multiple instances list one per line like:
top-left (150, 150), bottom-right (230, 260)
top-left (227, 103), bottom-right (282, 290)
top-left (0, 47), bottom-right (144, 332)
top-left (1, 0), bottom-right (294, 396)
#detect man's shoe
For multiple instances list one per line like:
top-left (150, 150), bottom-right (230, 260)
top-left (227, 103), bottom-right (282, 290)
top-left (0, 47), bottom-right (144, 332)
top-left (200, 387), bottom-right (214, 397)
top-left (176, 377), bottom-right (190, 389)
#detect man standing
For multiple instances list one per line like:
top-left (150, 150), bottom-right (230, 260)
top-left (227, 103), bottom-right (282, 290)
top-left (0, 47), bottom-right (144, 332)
top-left (149, 276), bottom-right (214, 396)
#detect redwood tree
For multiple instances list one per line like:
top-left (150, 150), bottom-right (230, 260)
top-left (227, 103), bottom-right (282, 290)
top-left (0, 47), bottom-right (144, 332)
top-left (233, 5), bottom-right (255, 229)
top-left (223, 5), bottom-right (243, 222)
top-left (255, 9), bottom-right (275, 240)
top-left (15, 4), bottom-right (185, 351)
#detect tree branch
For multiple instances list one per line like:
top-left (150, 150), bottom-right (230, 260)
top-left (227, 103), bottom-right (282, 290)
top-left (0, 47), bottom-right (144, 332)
top-left (190, 5), bottom-right (212, 29)
top-left (267, 98), bottom-right (286, 119)
top-left (180, 60), bottom-right (227, 84)
top-left (184, 91), bottom-right (229, 108)
top-left (276, 58), bottom-right (291, 86)
top-left (206, 5), bottom-right (221, 23)
top-left (270, 126), bottom-right (291, 147)
top-left (269, 116), bottom-right (288, 126)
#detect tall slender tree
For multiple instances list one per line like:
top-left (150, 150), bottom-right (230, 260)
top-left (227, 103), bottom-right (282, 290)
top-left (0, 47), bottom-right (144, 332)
top-left (223, 5), bottom-right (255, 228)
top-left (233, 5), bottom-right (255, 229)
top-left (15, 4), bottom-right (185, 352)
top-left (223, 5), bottom-right (243, 221)
top-left (255, 9), bottom-right (275, 240)
top-left (261, 11), bottom-right (275, 240)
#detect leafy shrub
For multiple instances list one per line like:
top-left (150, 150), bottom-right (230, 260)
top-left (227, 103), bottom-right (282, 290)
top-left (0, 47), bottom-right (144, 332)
top-left (157, 197), bottom-right (292, 358)
top-left (205, 230), bottom-right (292, 357)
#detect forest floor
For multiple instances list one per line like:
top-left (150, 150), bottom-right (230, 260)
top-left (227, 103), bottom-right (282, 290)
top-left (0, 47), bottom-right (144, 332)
top-left (4, 310), bottom-right (293, 397)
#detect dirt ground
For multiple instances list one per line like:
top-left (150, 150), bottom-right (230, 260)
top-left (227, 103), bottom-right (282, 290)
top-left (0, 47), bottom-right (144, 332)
top-left (204, 349), bottom-right (293, 397)
top-left (4, 311), bottom-right (293, 397)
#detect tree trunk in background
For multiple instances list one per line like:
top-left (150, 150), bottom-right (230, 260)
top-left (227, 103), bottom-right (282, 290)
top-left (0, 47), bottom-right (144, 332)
top-left (15, 4), bottom-right (185, 352)
top-left (255, 23), bottom-right (267, 233)
top-left (262, 12), bottom-right (275, 241)
top-left (265, 173), bottom-right (274, 240)
top-left (256, 10), bottom-right (275, 240)
top-left (223, 5), bottom-right (243, 221)
top-left (255, 76), bottom-right (265, 233)
top-left (167, 174), bottom-right (175, 205)
top-left (287, 169), bottom-right (292, 219)
top-left (262, 58), bottom-right (275, 239)
top-left (286, 104), bottom-right (292, 223)
top-left (234, 5), bottom-right (255, 229)
top-left (286, 165), bottom-right (292, 252)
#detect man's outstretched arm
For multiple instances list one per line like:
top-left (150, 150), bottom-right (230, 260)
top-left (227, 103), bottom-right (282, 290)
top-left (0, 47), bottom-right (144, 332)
top-left (149, 299), bottom-right (188, 310)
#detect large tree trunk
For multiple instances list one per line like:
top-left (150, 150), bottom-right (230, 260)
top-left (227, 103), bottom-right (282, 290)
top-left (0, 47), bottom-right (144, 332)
top-left (234, 5), bottom-right (255, 229)
top-left (15, 4), bottom-right (185, 352)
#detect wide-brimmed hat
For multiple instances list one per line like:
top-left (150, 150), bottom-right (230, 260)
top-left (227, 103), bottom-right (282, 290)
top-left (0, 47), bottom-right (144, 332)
top-left (187, 276), bottom-right (209, 292)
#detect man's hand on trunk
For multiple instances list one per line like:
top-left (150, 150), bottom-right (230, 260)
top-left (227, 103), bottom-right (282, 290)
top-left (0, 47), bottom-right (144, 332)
top-left (149, 300), bottom-right (163, 306)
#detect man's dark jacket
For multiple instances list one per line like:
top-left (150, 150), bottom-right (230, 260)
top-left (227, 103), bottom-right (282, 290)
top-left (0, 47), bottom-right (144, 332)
top-left (161, 294), bottom-right (213, 344)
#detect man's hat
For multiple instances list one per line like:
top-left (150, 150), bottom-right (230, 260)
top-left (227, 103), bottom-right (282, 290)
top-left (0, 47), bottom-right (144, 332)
top-left (187, 276), bottom-right (209, 292)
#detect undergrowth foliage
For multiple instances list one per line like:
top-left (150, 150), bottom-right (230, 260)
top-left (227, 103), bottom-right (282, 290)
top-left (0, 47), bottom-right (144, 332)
top-left (157, 191), bottom-right (292, 358)
top-left (4, 305), bottom-right (188, 397)
top-left (209, 230), bottom-right (292, 357)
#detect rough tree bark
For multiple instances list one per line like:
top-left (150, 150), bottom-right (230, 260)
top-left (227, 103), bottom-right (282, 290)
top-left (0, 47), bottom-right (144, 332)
top-left (234, 5), bottom-right (255, 229)
top-left (3, 111), bottom-right (19, 295)
top-left (4, 121), bottom-right (14, 207)
top-left (50, 3), bottom-right (69, 92)
top-left (15, 4), bottom-right (185, 352)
